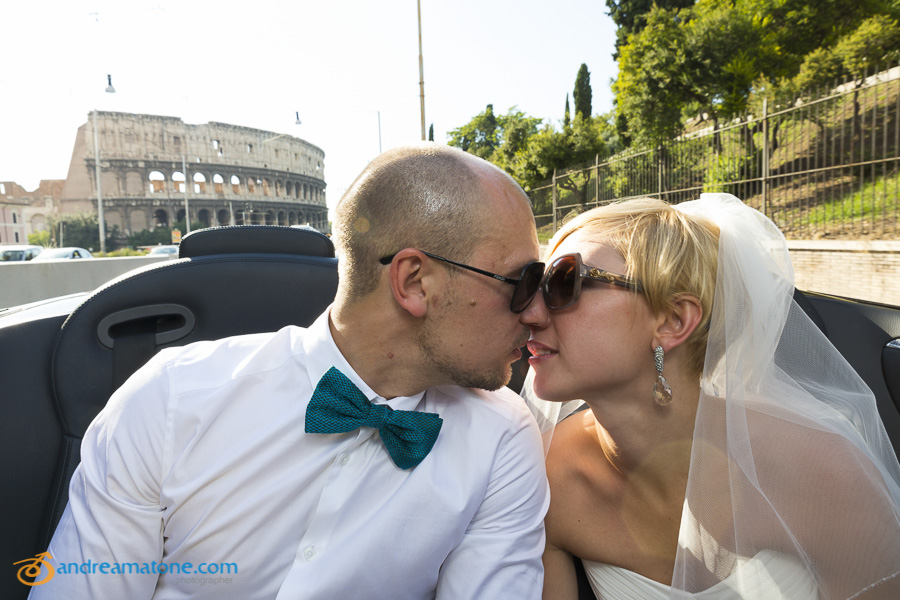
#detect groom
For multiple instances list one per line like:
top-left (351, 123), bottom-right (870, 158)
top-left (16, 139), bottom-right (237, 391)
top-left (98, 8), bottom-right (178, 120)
top-left (31, 143), bottom-right (549, 599)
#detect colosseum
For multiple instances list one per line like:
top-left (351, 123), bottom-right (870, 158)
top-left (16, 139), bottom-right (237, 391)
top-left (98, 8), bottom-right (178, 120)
top-left (57, 111), bottom-right (328, 236)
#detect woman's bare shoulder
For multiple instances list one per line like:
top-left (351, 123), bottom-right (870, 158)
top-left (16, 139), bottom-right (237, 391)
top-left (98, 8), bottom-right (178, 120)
top-left (547, 410), bottom-right (604, 477)
top-left (545, 410), bottom-right (621, 527)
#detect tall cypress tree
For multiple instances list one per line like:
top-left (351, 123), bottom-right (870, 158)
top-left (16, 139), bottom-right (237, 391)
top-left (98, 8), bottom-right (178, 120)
top-left (564, 94), bottom-right (571, 129)
top-left (574, 64), bottom-right (592, 120)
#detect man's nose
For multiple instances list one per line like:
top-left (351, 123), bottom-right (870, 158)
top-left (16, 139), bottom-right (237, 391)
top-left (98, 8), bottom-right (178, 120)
top-left (518, 289), bottom-right (549, 329)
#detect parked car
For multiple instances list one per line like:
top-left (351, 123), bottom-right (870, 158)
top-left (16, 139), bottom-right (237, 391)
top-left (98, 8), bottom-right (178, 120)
top-left (30, 247), bottom-right (94, 261)
top-left (0, 225), bottom-right (898, 600)
top-left (147, 244), bottom-right (179, 256)
top-left (0, 245), bottom-right (44, 261)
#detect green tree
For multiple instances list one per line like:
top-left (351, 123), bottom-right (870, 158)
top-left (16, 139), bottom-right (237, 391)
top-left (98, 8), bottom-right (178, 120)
top-left (449, 106), bottom-right (542, 176)
top-left (614, 6), bottom-right (696, 145)
top-left (127, 227), bottom-right (172, 248)
top-left (27, 230), bottom-right (51, 247)
top-left (47, 212), bottom-right (119, 252)
top-left (516, 115), bottom-right (608, 202)
top-left (762, 14), bottom-right (900, 150)
top-left (613, 0), bottom-right (900, 147)
top-left (564, 94), bottom-right (571, 129)
top-left (755, 13), bottom-right (900, 105)
top-left (428, 123), bottom-right (434, 141)
top-left (491, 109), bottom-right (544, 173)
top-left (449, 107), bottom-right (607, 204)
top-left (606, 0), bottom-right (696, 59)
top-left (597, 110), bottom-right (624, 156)
top-left (126, 219), bottom-right (204, 249)
top-left (834, 14), bottom-right (900, 76)
top-left (574, 64), bottom-right (592, 120)
top-left (447, 104), bottom-right (499, 159)
top-left (605, 0), bottom-right (700, 145)
top-left (757, 0), bottom-right (897, 74)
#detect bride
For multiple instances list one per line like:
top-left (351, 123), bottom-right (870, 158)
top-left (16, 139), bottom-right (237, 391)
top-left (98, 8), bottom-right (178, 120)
top-left (520, 194), bottom-right (900, 599)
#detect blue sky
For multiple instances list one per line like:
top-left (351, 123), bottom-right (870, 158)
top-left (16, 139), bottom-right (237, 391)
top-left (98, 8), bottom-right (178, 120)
top-left (0, 0), bottom-right (617, 214)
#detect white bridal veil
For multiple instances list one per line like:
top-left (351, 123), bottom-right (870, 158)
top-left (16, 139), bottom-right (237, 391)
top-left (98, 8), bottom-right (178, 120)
top-left (525, 193), bottom-right (900, 598)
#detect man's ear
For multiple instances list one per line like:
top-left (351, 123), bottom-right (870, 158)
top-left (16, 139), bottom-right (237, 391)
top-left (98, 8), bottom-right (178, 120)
top-left (387, 249), bottom-right (431, 318)
top-left (654, 294), bottom-right (703, 352)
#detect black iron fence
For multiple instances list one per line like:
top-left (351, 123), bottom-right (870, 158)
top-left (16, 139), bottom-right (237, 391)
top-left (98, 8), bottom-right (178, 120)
top-left (530, 64), bottom-right (900, 240)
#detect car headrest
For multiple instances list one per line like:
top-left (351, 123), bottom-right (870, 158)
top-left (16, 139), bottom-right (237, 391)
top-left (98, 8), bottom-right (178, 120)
top-left (51, 252), bottom-right (338, 438)
top-left (179, 225), bottom-right (334, 258)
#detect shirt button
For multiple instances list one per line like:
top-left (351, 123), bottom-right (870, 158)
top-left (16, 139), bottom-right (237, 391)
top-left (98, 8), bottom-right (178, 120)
top-left (340, 454), bottom-right (350, 466)
top-left (303, 546), bottom-right (316, 560)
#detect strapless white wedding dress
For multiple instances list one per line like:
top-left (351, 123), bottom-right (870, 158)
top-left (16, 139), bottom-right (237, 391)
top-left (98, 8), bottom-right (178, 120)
top-left (582, 550), bottom-right (817, 599)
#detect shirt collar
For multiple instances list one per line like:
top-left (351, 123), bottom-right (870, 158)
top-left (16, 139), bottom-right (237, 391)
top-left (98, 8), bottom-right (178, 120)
top-left (303, 307), bottom-right (426, 413)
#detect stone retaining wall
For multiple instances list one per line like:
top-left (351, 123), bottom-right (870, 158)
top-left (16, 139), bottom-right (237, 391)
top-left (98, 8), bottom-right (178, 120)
top-left (787, 241), bottom-right (899, 306)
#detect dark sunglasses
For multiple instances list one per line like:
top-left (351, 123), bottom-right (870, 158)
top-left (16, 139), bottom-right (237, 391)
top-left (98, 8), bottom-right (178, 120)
top-left (541, 252), bottom-right (642, 311)
top-left (379, 250), bottom-right (545, 313)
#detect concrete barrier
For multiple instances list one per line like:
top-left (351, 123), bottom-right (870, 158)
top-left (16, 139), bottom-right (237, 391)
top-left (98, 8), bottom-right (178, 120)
top-left (0, 256), bottom-right (172, 309)
top-left (2, 241), bottom-right (897, 310)
top-left (787, 240), bottom-right (900, 307)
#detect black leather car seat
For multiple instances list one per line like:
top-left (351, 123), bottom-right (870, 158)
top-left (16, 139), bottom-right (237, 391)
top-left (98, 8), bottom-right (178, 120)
top-left (3, 226), bottom-right (338, 599)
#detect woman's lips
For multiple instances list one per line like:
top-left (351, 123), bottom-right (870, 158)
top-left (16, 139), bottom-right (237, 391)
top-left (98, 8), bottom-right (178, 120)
top-left (526, 340), bottom-right (557, 365)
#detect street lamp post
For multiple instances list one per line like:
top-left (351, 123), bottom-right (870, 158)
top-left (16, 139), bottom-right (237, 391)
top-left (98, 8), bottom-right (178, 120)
top-left (261, 113), bottom-right (302, 144)
top-left (93, 74), bottom-right (116, 253)
top-left (417, 0), bottom-right (426, 140)
top-left (183, 155), bottom-right (190, 234)
top-left (92, 110), bottom-right (104, 252)
top-left (376, 110), bottom-right (382, 153)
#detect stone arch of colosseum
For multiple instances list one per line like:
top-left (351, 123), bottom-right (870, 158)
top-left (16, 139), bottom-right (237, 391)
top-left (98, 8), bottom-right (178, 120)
top-left (58, 112), bottom-right (329, 237)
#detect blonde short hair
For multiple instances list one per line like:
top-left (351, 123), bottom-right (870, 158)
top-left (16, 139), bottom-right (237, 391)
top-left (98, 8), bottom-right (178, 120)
top-left (549, 198), bottom-right (720, 378)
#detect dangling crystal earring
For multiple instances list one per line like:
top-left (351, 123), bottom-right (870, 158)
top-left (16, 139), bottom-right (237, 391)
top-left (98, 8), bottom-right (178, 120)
top-left (653, 346), bottom-right (673, 406)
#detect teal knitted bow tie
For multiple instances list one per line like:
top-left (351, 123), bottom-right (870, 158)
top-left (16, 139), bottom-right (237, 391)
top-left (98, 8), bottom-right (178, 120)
top-left (305, 367), bottom-right (443, 470)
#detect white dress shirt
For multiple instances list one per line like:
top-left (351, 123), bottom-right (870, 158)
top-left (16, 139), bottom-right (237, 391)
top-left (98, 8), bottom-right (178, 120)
top-left (31, 309), bottom-right (549, 600)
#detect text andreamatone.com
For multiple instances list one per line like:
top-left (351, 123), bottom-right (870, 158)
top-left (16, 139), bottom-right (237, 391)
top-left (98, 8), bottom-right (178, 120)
top-left (54, 560), bottom-right (238, 575)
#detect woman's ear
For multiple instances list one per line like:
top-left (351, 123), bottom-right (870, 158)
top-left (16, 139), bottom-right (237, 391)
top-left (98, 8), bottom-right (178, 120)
top-left (388, 249), bottom-right (430, 318)
top-left (654, 294), bottom-right (703, 351)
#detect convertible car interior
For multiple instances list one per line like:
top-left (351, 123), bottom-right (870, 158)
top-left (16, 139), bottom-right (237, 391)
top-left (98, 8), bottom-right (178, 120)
top-left (2, 225), bottom-right (898, 599)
